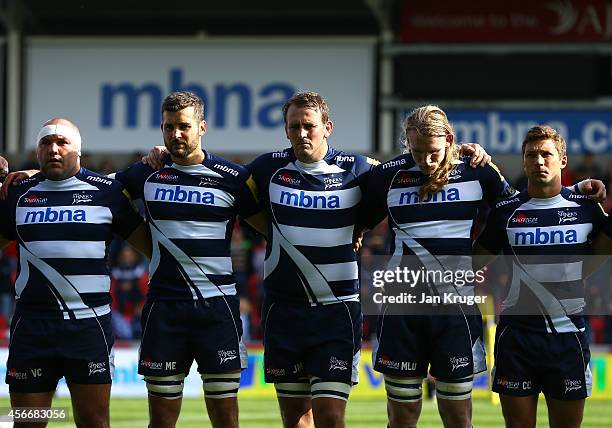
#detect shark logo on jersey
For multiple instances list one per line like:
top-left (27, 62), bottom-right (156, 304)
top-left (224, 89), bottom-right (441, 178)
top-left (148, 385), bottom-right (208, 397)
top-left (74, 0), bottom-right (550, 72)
top-left (72, 193), bottom-right (93, 204)
top-left (198, 177), bottom-right (220, 187)
top-left (448, 169), bottom-right (462, 180)
top-left (558, 210), bottom-right (578, 224)
top-left (22, 194), bottom-right (48, 205)
top-left (323, 176), bottom-right (343, 190)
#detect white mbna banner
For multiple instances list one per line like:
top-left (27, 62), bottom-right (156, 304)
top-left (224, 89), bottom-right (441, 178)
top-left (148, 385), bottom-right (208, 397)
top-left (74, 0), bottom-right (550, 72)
top-left (25, 38), bottom-right (375, 154)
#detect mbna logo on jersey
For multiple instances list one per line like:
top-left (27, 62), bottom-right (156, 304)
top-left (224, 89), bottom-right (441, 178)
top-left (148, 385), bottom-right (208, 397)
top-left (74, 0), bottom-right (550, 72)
top-left (382, 158), bottom-right (406, 170)
top-left (23, 194), bottom-right (48, 205)
top-left (279, 190), bottom-right (340, 208)
top-left (399, 187), bottom-right (460, 205)
top-left (513, 227), bottom-right (577, 245)
top-left (24, 207), bottom-right (87, 224)
top-left (335, 155), bottom-right (354, 163)
top-left (276, 172), bottom-right (301, 186)
top-left (155, 171), bottom-right (179, 182)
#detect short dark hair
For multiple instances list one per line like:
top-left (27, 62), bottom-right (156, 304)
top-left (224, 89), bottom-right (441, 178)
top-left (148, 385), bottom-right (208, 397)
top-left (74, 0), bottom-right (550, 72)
top-left (161, 91), bottom-right (204, 122)
top-left (522, 125), bottom-right (566, 158)
top-left (282, 91), bottom-right (330, 124)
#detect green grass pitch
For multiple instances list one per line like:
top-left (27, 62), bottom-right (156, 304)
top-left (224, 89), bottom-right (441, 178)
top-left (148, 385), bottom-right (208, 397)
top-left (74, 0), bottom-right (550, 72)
top-left (2, 396), bottom-right (609, 427)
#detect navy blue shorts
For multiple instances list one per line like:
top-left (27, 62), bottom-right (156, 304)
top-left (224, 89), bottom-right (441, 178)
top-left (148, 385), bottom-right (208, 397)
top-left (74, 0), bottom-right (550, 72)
top-left (373, 305), bottom-right (486, 380)
top-left (138, 297), bottom-right (246, 377)
top-left (492, 325), bottom-right (591, 400)
top-left (6, 313), bottom-right (114, 393)
top-left (262, 300), bottom-right (362, 385)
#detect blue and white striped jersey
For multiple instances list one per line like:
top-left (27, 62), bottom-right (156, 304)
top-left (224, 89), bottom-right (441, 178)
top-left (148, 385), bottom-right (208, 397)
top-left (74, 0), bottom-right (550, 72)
top-left (0, 168), bottom-right (143, 319)
top-left (477, 188), bottom-right (611, 333)
top-left (115, 153), bottom-right (260, 301)
top-left (361, 153), bottom-right (514, 296)
top-left (247, 147), bottom-right (377, 305)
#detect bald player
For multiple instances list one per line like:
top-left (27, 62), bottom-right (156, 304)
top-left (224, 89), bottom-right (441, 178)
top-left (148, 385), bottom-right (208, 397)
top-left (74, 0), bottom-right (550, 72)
top-left (0, 118), bottom-right (151, 428)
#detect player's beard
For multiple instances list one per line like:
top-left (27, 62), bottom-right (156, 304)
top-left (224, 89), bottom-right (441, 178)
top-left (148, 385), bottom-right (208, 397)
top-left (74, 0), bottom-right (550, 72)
top-left (167, 138), bottom-right (197, 159)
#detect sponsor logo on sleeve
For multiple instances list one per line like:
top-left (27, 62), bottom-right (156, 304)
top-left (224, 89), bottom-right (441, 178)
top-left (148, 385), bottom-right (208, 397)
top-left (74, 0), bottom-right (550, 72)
top-left (87, 175), bottom-right (113, 186)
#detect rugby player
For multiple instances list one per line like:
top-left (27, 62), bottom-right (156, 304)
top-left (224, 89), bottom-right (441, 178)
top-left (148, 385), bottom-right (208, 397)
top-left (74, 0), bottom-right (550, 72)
top-left (114, 92), bottom-right (263, 428)
top-left (359, 107), bottom-right (605, 428)
top-left (0, 118), bottom-right (151, 428)
top-left (474, 126), bottom-right (612, 428)
top-left (242, 92), bottom-right (380, 428)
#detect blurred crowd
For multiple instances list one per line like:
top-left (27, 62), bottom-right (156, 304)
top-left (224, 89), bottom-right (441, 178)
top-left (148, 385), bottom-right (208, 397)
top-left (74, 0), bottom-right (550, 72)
top-left (0, 151), bottom-right (611, 345)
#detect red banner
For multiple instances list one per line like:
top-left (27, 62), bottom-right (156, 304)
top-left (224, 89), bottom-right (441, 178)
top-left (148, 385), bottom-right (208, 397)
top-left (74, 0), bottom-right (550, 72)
top-left (401, 0), bottom-right (612, 42)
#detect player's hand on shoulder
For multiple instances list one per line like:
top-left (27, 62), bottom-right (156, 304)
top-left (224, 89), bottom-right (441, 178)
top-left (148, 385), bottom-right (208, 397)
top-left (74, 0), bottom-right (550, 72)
top-left (460, 143), bottom-right (491, 168)
top-left (0, 169), bottom-right (38, 200)
top-left (577, 178), bottom-right (606, 202)
top-left (353, 226), bottom-right (366, 252)
top-left (142, 146), bottom-right (169, 170)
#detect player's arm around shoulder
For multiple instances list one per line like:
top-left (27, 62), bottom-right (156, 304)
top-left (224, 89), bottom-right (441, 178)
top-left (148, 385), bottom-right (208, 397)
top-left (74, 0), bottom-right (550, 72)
top-left (114, 160), bottom-right (155, 199)
top-left (230, 160), bottom-right (269, 238)
top-left (102, 176), bottom-right (152, 258)
top-left (126, 223), bottom-right (152, 259)
top-left (473, 196), bottom-right (519, 269)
